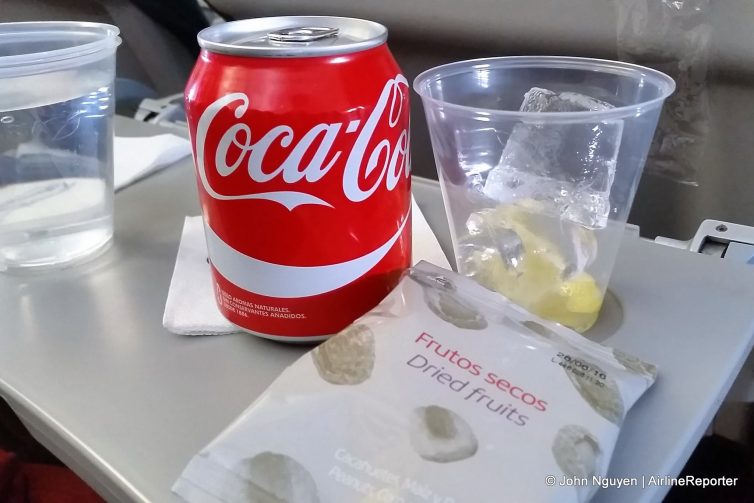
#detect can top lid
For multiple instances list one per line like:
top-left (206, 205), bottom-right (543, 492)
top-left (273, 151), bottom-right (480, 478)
top-left (197, 16), bottom-right (387, 58)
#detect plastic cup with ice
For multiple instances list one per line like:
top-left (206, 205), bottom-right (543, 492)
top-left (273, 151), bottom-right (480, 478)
top-left (461, 87), bottom-right (622, 331)
top-left (414, 57), bottom-right (674, 332)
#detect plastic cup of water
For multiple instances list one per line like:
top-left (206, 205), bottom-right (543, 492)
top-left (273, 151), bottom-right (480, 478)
top-left (0, 22), bottom-right (121, 271)
top-left (414, 57), bottom-right (674, 332)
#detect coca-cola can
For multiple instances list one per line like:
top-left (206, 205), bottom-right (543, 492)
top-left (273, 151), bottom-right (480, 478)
top-left (185, 17), bottom-right (411, 342)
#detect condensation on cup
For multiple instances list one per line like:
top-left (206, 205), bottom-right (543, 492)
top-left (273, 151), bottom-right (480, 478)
top-left (184, 17), bottom-right (412, 341)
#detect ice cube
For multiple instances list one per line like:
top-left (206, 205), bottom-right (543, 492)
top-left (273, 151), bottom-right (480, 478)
top-left (520, 87), bottom-right (615, 113)
top-left (495, 227), bottom-right (525, 270)
top-left (563, 224), bottom-right (598, 278)
top-left (482, 87), bottom-right (622, 229)
top-left (454, 127), bottom-right (504, 193)
top-left (464, 211), bottom-right (524, 271)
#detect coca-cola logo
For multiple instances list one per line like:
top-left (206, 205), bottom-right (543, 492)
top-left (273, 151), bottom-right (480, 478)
top-left (193, 74), bottom-right (410, 210)
top-left (194, 74), bottom-right (412, 298)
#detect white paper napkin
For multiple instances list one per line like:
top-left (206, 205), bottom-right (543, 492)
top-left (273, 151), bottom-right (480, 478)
top-left (114, 134), bottom-right (192, 190)
top-left (163, 197), bottom-right (451, 336)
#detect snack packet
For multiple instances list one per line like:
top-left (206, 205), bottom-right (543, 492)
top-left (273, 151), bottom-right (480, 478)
top-left (174, 262), bottom-right (656, 503)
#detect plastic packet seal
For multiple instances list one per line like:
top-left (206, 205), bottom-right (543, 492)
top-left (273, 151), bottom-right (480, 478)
top-left (173, 262), bottom-right (657, 503)
top-left (616, 0), bottom-right (712, 185)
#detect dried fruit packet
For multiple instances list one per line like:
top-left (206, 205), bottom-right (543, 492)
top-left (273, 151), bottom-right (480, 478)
top-left (173, 262), bottom-right (656, 503)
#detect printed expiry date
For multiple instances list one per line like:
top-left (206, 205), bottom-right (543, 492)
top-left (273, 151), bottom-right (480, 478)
top-left (552, 352), bottom-right (607, 388)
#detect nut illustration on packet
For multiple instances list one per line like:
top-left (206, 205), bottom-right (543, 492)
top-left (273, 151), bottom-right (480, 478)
top-left (423, 287), bottom-right (488, 330)
top-left (233, 453), bottom-right (320, 503)
top-left (553, 425), bottom-right (603, 502)
top-left (409, 405), bottom-right (479, 463)
top-left (565, 359), bottom-right (625, 426)
top-left (614, 348), bottom-right (658, 382)
top-left (553, 425), bottom-right (603, 480)
top-left (173, 262), bottom-right (657, 503)
top-left (311, 324), bottom-right (375, 385)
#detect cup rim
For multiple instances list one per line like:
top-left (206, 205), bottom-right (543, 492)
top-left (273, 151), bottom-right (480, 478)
top-left (0, 21), bottom-right (121, 72)
top-left (413, 56), bottom-right (676, 121)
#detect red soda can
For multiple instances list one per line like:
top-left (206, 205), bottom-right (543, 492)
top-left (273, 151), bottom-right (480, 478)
top-left (185, 17), bottom-right (411, 341)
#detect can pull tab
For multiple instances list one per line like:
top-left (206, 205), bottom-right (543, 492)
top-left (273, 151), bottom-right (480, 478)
top-left (267, 26), bottom-right (339, 43)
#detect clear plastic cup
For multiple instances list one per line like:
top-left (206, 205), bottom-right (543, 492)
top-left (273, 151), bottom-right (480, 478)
top-left (414, 57), bottom-right (674, 332)
top-left (0, 22), bottom-right (121, 271)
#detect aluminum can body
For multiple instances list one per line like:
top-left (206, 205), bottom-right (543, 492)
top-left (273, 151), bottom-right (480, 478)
top-left (185, 17), bottom-right (411, 341)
